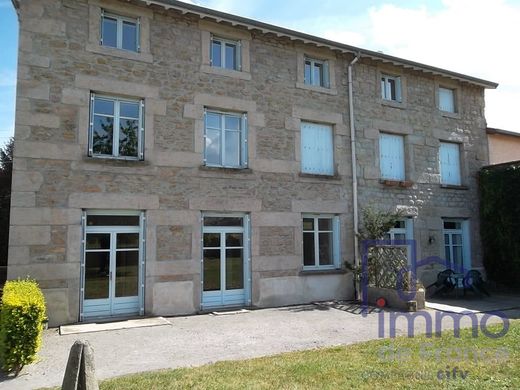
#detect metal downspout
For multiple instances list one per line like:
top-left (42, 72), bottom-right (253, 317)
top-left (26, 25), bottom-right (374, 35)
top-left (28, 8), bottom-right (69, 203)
top-left (348, 53), bottom-right (361, 299)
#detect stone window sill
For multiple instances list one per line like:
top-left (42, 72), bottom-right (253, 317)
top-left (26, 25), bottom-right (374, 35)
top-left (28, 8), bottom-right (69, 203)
top-left (199, 165), bottom-right (253, 174)
top-left (380, 179), bottom-right (413, 188)
top-left (83, 155), bottom-right (149, 166)
top-left (299, 172), bottom-right (341, 180)
top-left (200, 65), bottom-right (252, 80)
top-left (380, 99), bottom-right (407, 110)
top-left (86, 43), bottom-right (153, 63)
top-left (440, 184), bottom-right (468, 190)
top-left (299, 268), bottom-right (347, 276)
top-left (439, 110), bottom-right (461, 120)
top-left (295, 82), bottom-right (338, 96)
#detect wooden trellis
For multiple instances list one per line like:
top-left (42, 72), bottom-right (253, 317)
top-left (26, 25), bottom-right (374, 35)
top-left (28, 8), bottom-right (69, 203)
top-left (367, 246), bottom-right (409, 289)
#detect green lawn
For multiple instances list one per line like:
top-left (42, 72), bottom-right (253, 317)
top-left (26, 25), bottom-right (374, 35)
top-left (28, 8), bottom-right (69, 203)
top-left (100, 320), bottom-right (520, 389)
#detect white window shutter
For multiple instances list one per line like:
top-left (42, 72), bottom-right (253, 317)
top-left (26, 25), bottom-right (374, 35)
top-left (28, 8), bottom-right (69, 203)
top-left (136, 18), bottom-right (141, 53)
top-left (333, 216), bottom-right (340, 268)
top-left (100, 10), bottom-right (104, 45)
top-left (323, 61), bottom-right (330, 88)
top-left (439, 88), bottom-right (455, 112)
top-left (138, 99), bottom-right (145, 160)
top-left (209, 35), bottom-right (213, 66)
top-left (380, 133), bottom-right (405, 180)
top-left (203, 109), bottom-right (208, 163)
top-left (396, 77), bottom-right (402, 102)
top-left (301, 123), bottom-right (334, 175)
top-left (88, 93), bottom-right (95, 156)
top-left (241, 113), bottom-right (248, 167)
top-left (440, 142), bottom-right (461, 185)
top-left (236, 41), bottom-right (242, 71)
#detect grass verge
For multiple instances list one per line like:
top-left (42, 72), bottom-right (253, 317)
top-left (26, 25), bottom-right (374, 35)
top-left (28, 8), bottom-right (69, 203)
top-left (100, 320), bottom-right (519, 389)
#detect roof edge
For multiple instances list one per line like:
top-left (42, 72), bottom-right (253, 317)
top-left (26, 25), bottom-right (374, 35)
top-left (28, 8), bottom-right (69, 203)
top-left (486, 127), bottom-right (520, 137)
top-left (139, 0), bottom-right (498, 89)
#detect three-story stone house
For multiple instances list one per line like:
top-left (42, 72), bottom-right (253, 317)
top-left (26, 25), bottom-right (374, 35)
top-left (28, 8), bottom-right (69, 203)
top-left (8, 0), bottom-right (497, 326)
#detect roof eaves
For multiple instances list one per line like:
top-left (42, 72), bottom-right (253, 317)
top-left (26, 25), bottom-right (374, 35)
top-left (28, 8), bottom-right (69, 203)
top-left (139, 0), bottom-right (498, 89)
top-left (486, 127), bottom-right (520, 137)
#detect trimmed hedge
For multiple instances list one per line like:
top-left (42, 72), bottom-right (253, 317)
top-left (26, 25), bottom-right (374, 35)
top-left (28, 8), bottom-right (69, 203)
top-left (480, 161), bottom-right (520, 287)
top-left (0, 279), bottom-right (46, 375)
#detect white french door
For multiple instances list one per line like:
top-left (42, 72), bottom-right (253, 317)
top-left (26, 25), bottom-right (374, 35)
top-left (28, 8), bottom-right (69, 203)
top-left (201, 215), bottom-right (250, 309)
top-left (81, 212), bottom-right (145, 321)
top-left (443, 219), bottom-right (471, 272)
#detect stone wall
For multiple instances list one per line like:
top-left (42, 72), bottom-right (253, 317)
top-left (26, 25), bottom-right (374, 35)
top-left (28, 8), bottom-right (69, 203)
top-left (8, 0), bottom-right (489, 325)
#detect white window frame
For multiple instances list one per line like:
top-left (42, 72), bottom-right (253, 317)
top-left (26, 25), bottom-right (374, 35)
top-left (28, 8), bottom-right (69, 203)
top-left (210, 35), bottom-right (242, 71)
top-left (100, 10), bottom-right (140, 52)
top-left (443, 219), bottom-right (471, 272)
top-left (89, 93), bottom-right (145, 160)
top-left (439, 87), bottom-right (456, 113)
top-left (300, 122), bottom-right (334, 176)
top-left (379, 133), bottom-right (405, 181)
top-left (304, 57), bottom-right (330, 88)
top-left (381, 74), bottom-right (402, 102)
top-left (439, 142), bottom-right (462, 186)
top-left (302, 214), bottom-right (340, 270)
top-left (203, 109), bottom-right (248, 168)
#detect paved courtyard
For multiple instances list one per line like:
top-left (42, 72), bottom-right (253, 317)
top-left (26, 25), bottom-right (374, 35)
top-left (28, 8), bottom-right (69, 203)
top-left (0, 302), bottom-right (517, 390)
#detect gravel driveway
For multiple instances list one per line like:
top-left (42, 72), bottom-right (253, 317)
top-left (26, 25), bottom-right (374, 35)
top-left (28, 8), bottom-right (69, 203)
top-left (0, 302), bottom-right (512, 389)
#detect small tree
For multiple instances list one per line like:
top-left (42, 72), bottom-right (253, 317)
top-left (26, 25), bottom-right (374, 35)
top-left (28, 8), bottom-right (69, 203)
top-left (359, 205), bottom-right (403, 240)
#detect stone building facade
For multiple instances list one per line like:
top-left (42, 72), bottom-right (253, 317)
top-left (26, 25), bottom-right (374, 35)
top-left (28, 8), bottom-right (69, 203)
top-left (8, 0), bottom-right (497, 326)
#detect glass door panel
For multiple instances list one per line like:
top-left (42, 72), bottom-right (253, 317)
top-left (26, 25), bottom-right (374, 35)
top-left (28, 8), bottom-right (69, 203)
top-left (225, 248), bottom-right (243, 290)
top-left (203, 248), bottom-right (221, 291)
top-left (115, 233), bottom-right (139, 298)
top-left (84, 251), bottom-right (110, 299)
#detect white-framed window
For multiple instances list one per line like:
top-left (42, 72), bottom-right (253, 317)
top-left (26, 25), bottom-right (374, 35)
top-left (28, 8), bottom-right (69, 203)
top-left (89, 94), bottom-right (144, 160)
top-left (384, 218), bottom-right (414, 263)
top-left (302, 214), bottom-right (340, 270)
top-left (304, 57), bottom-right (330, 88)
top-left (204, 110), bottom-right (248, 168)
top-left (379, 133), bottom-right (405, 180)
top-left (301, 122), bottom-right (334, 175)
top-left (439, 142), bottom-right (461, 185)
top-left (101, 10), bottom-right (140, 52)
top-left (439, 87), bottom-right (455, 113)
top-left (210, 36), bottom-right (241, 71)
top-left (381, 74), bottom-right (402, 102)
top-left (384, 220), bottom-right (407, 241)
top-left (443, 219), bottom-right (470, 272)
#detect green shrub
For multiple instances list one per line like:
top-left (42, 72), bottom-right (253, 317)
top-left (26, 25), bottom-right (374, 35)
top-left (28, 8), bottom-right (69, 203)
top-left (480, 162), bottom-right (520, 287)
top-left (0, 279), bottom-right (46, 375)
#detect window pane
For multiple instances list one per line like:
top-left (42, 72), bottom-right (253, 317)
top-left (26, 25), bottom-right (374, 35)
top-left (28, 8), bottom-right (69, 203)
top-left (225, 43), bottom-right (236, 70)
top-left (204, 217), bottom-right (243, 227)
top-left (203, 249), bottom-right (221, 291)
top-left (304, 61), bottom-right (312, 85)
top-left (94, 98), bottom-right (114, 116)
top-left (115, 250), bottom-right (139, 297)
top-left (87, 215), bottom-right (140, 226)
top-left (203, 233), bottom-right (220, 248)
top-left (86, 233), bottom-right (110, 250)
top-left (117, 233), bottom-right (139, 249)
top-left (205, 128), bottom-right (221, 165)
top-left (85, 252), bottom-right (110, 299)
top-left (120, 101), bottom-right (139, 118)
top-left (303, 218), bottom-right (314, 231)
top-left (318, 232), bottom-right (333, 265)
top-left (225, 115), bottom-right (240, 131)
top-left (119, 118), bottom-right (139, 157)
top-left (226, 233), bottom-right (243, 247)
top-left (388, 78), bottom-right (396, 100)
top-left (444, 234), bottom-right (450, 245)
top-left (318, 218), bottom-right (332, 231)
top-left (444, 221), bottom-right (461, 230)
top-left (452, 234), bottom-right (462, 245)
top-left (303, 232), bottom-right (315, 266)
top-left (226, 248), bottom-right (243, 290)
top-left (206, 112), bottom-right (221, 129)
top-left (224, 130), bottom-right (240, 167)
top-left (445, 246), bottom-right (451, 263)
top-left (102, 17), bottom-right (117, 48)
top-left (93, 115), bottom-right (113, 155)
top-left (453, 246), bottom-right (463, 268)
top-left (122, 20), bottom-right (137, 52)
top-left (394, 233), bottom-right (406, 241)
top-left (313, 63), bottom-right (322, 86)
top-left (395, 220), bottom-right (406, 229)
top-left (211, 40), bottom-right (222, 67)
